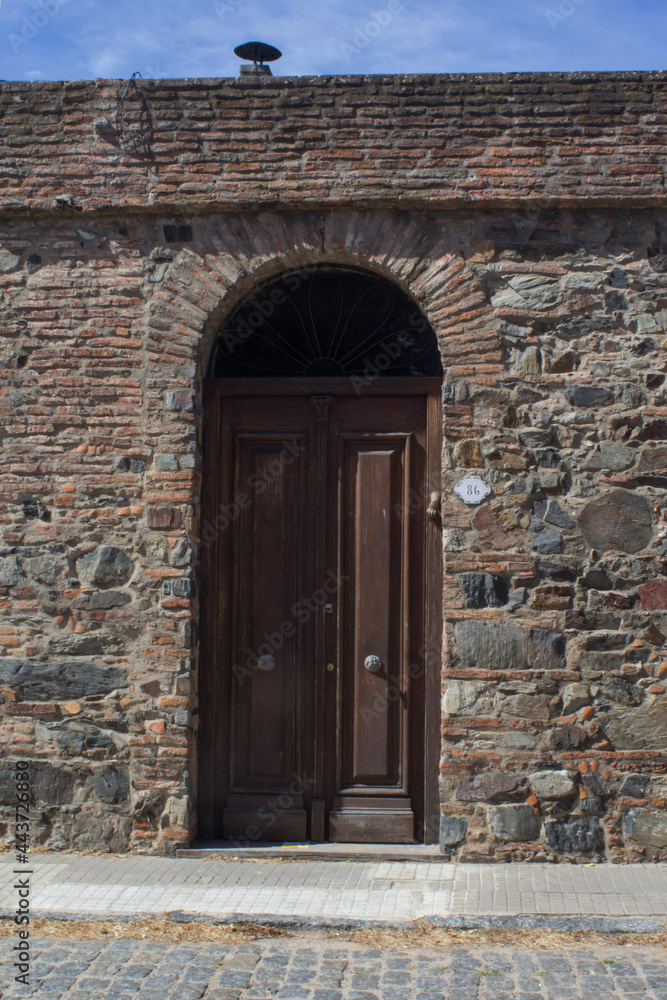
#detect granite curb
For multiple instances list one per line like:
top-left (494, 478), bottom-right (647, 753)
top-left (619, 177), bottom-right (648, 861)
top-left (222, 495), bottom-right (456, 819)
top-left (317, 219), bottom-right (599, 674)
top-left (1, 908), bottom-right (664, 935)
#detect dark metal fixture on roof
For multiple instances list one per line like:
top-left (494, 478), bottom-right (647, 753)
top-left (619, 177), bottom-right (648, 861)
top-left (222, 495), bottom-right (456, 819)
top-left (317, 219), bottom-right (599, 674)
top-left (234, 41), bottom-right (282, 77)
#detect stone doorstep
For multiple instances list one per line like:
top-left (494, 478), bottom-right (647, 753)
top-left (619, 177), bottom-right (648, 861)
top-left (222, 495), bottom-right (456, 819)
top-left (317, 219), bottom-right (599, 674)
top-left (177, 841), bottom-right (448, 862)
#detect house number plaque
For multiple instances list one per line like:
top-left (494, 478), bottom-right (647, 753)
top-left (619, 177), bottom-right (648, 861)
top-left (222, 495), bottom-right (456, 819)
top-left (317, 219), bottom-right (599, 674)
top-left (454, 476), bottom-right (492, 505)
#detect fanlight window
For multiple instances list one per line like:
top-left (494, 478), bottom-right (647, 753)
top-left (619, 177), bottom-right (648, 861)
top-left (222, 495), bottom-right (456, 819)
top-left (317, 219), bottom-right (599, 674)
top-left (208, 264), bottom-right (442, 378)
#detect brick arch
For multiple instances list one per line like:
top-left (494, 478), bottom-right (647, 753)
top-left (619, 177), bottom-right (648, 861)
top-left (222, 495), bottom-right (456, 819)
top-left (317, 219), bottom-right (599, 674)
top-left (144, 210), bottom-right (500, 383)
top-left (140, 209), bottom-right (501, 848)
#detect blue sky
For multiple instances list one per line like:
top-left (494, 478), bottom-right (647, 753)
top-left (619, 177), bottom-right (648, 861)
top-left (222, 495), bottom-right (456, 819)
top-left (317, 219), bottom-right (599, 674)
top-left (1, 0), bottom-right (666, 82)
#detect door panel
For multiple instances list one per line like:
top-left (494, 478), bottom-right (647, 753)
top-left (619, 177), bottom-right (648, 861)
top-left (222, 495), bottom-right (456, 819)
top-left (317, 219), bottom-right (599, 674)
top-left (328, 399), bottom-right (426, 843)
top-left (221, 399), bottom-right (317, 841)
top-left (199, 379), bottom-right (441, 845)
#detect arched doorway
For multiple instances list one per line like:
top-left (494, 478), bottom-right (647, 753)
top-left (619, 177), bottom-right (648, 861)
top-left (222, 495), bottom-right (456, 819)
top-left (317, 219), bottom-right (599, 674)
top-left (199, 264), bottom-right (443, 844)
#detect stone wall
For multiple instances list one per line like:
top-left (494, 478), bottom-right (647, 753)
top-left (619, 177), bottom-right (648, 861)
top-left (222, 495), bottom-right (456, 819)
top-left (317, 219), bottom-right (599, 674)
top-left (1, 72), bottom-right (667, 860)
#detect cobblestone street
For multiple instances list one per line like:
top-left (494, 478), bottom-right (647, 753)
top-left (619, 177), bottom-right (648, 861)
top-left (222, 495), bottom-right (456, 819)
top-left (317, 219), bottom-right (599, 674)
top-left (1, 935), bottom-right (666, 1000)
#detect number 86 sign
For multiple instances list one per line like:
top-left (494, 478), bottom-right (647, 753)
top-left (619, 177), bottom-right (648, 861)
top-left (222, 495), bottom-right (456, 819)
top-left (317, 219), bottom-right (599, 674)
top-left (454, 475), bottom-right (492, 505)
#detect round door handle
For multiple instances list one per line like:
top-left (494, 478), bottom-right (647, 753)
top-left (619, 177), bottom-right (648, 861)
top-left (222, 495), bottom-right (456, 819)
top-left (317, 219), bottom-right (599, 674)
top-left (257, 654), bottom-right (275, 671)
top-left (364, 655), bottom-right (382, 673)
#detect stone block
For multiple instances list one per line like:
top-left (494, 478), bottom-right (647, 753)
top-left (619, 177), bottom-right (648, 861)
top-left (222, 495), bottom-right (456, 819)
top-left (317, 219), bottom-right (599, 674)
top-left (115, 456), bottom-right (146, 473)
top-left (583, 443), bottom-right (634, 471)
top-left (488, 805), bottom-right (540, 842)
top-left (32, 764), bottom-right (75, 806)
top-left (0, 659), bottom-right (127, 700)
top-left (0, 556), bottom-right (21, 587)
top-left (624, 809), bottom-right (667, 847)
top-left (580, 490), bottom-right (653, 554)
top-left (618, 773), bottom-right (649, 798)
top-left (93, 767), bottom-right (129, 804)
top-left (561, 683), bottom-right (590, 714)
top-left (453, 439), bottom-right (483, 468)
top-left (533, 497), bottom-right (576, 529)
top-left (637, 579), bottom-right (667, 610)
top-left (439, 815), bottom-right (468, 849)
top-left (563, 385), bottom-right (612, 406)
top-left (459, 573), bottom-right (509, 608)
top-left (455, 622), bottom-right (565, 671)
top-left (456, 772), bottom-right (522, 802)
top-left (529, 770), bottom-right (576, 800)
top-left (502, 694), bottom-right (550, 720)
top-left (532, 529), bottom-right (563, 554)
top-left (544, 816), bottom-right (604, 853)
top-left (602, 694), bottom-right (667, 750)
top-left (47, 633), bottom-right (124, 656)
top-left (147, 507), bottom-right (183, 529)
top-left (76, 545), bottom-right (134, 588)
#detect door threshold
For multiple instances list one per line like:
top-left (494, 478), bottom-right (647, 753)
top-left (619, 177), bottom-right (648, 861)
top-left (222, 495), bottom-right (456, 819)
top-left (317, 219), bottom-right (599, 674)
top-left (178, 841), bottom-right (446, 862)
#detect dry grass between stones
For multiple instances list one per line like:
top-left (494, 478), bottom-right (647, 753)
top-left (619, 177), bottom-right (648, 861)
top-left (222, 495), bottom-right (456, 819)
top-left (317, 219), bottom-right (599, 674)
top-left (0, 918), bottom-right (666, 951)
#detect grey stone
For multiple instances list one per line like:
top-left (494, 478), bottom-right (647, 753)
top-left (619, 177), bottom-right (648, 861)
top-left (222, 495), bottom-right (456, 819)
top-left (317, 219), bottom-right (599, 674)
top-left (154, 453), bottom-right (179, 471)
top-left (47, 633), bottom-right (125, 656)
top-left (529, 771), bottom-right (576, 800)
top-left (32, 763), bottom-right (75, 805)
top-left (543, 816), bottom-right (604, 853)
top-left (580, 490), bottom-right (653, 554)
top-left (637, 446), bottom-right (667, 473)
top-left (439, 815), bottom-right (468, 848)
top-left (583, 443), bottom-right (634, 471)
top-left (507, 587), bottom-right (526, 610)
top-left (624, 809), bottom-right (667, 847)
top-left (600, 676), bottom-right (642, 706)
top-left (171, 577), bottom-right (195, 597)
top-left (563, 385), bottom-right (612, 406)
top-left (581, 771), bottom-right (608, 798)
top-left (76, 545), bottom-right (134, 588)
top-left (491, 274), bottom-right (560, 311)
top-left (488, 805), bottom-right (540, 842)
top-left (459, 573), bottom-right (509, 608)
top-left (72, 590), bottom-right (132, 610)
top-left (456, 622), bottom-right (565, 670)
top-left (0, 248), bottom-right (20, 272)
top-left (456, 772), bottom-right (522, 802)
top-left (23, 555), bottom-right (67, 585)
top-left (0, 767), bottom-right (16, 805)
top-left (542, 498), bottom-right (576, 529)
top-left (618, 773), bottom-right (649, 798)
top-left (561, 683), bottom-right (590, 714)
top-left (93, 767), bottom-right (129, 804)
top-left (170, 538), bottom-right (191, 567)
top-left (0, 555), bottom-right (21, 587)
top-left (608, 267), bottom-right (629, 288)
top-left (502, 694), bottom-right (550, 720)
top-left (532, 528), bottom-right (563, 554)
top-left (602, 694), bottom-right (667, 750)
top-left (115, 456), bottom-right (146, 473)
top-left (580, 569), bottom-right (613, 590)
top-left (515, 346), bottom-right (541, 375)
top-left (0, 659), bottom-right (127, 699)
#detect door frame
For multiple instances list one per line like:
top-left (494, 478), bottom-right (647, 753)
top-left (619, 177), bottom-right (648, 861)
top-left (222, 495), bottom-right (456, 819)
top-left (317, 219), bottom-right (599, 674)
top-left (198, 377), bottom-right (443, 843)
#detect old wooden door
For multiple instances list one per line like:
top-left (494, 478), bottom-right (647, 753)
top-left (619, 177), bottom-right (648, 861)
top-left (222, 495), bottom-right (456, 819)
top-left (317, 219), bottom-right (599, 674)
top-left (199, 378), bottom-right (441, 844)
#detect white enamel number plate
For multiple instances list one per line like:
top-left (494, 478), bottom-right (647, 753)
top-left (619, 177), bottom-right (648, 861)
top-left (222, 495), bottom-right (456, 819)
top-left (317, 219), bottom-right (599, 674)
top-left (454, 476), bottom-right (492, 505)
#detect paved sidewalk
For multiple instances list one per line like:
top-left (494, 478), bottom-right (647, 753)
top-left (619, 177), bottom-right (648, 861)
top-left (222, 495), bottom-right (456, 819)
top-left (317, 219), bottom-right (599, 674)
top-left (2, 936), bottom-right (667, 1000)
top-left (1, 854), bottom-right (667, 927)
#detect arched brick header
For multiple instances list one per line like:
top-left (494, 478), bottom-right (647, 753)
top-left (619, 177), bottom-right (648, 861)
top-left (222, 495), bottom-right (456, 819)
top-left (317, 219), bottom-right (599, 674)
top-left (143, 210), bottom-right (502, 386)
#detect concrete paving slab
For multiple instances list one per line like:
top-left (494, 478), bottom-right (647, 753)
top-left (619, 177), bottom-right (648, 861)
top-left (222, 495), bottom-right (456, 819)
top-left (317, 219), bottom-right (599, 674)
top-left (1, 853), bottom-right (667, 929)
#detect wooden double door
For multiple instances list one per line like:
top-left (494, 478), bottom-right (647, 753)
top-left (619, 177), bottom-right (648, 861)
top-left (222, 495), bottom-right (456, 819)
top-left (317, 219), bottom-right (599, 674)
top-left (199, 378), bottom-right (441, 844)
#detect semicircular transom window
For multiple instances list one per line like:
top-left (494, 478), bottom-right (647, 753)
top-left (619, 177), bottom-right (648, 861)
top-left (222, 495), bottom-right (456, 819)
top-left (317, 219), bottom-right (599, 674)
top-left (208, 264), bottom-right (442, 378)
